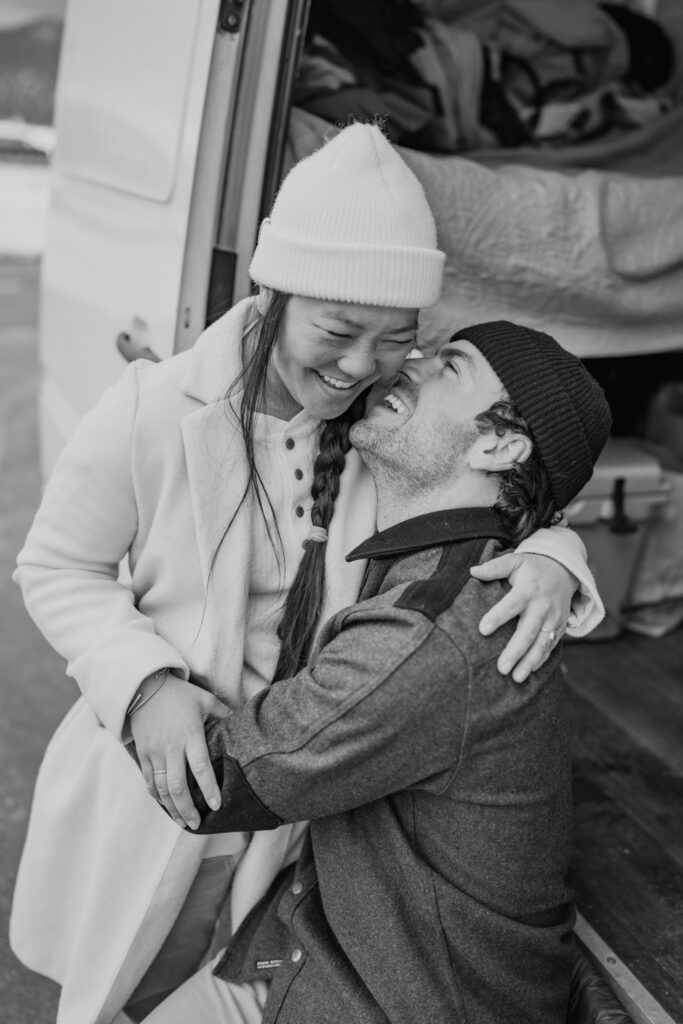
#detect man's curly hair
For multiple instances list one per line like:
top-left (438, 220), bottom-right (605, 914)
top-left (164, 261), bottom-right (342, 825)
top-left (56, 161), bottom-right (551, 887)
top-left (474, 400), bottom-right (562, 544)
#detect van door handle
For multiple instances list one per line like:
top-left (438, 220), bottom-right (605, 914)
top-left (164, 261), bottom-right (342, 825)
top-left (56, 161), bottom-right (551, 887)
top-left (116, 331), bottom-right (162, 363)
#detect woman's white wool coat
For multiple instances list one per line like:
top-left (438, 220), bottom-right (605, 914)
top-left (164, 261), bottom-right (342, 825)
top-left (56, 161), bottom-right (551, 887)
top-left (10, 298), bottom-right (376, 1024)
top-left (11, 298), bottom-right (600, 1024)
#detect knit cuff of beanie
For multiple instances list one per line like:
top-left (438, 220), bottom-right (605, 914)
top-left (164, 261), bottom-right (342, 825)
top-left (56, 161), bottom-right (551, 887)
top-left (250, 221), bottom-right (445, 309)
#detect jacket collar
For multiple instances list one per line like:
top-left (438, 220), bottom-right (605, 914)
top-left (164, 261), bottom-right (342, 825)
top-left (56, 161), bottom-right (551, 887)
top-left (347, 507), bottom-right (511, 562)
top-left (181, 296), bottom-right (258, 405)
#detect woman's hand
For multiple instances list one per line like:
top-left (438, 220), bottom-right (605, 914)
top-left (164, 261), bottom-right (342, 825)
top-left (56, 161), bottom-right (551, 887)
top-left (470, 552), bottom-right (577, 683)
top-left (129, 674), bottom-right (228, 830)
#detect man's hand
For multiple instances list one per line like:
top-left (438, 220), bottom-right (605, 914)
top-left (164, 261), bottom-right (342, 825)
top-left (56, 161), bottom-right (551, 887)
top-left (471, 552), bottom-right (576, 683)
top-left (129, 674), bottom-right (227, 830)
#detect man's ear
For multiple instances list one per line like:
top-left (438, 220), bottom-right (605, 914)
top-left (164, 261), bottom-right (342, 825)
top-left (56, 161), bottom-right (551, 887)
top-left (468, 430), bottom-right (533, 472)
top-left (255, 286), bottom-right (273, 316)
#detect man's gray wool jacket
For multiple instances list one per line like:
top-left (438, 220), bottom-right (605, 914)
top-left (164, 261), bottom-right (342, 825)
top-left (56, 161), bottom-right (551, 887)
top-left (193, 506), bottom-right (575, 1023)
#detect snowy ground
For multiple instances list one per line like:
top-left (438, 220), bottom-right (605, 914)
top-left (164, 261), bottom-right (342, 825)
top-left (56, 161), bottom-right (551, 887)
top-left (0, 160), bottom-right (50, 256)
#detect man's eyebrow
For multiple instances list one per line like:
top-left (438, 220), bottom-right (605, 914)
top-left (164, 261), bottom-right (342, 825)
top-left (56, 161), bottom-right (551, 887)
top-left (441, 344), bottom-right (476, 369)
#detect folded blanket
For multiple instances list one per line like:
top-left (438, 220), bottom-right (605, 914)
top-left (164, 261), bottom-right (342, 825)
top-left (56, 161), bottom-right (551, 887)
top-left (400, 143), bottom-right (683, 357)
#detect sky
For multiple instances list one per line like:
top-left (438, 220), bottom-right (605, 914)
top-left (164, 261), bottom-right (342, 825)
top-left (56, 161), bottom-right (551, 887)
top-left (0, 0), bottom-right (66, 29)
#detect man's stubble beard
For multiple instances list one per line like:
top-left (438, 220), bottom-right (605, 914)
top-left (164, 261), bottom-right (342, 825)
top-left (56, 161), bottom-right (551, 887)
top-left (350, 418), bottom-right (479, 496)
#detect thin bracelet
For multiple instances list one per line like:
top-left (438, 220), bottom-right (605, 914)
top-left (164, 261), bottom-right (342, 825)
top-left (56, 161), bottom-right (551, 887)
top-left (127, 668), bottom-right (170, 718)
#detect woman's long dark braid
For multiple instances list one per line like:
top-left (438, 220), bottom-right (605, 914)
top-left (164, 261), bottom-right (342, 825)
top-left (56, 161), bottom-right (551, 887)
top-left (273, 390), bottom-right (368, 682)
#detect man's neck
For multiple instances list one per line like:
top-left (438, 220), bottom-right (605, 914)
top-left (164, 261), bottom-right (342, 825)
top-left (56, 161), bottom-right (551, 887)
top-left (374, 472), bottom-right (500, 531)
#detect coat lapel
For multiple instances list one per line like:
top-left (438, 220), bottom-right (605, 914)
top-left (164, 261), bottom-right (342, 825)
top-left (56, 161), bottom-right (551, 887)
top-left (179, 299), bottom-right (258, 704)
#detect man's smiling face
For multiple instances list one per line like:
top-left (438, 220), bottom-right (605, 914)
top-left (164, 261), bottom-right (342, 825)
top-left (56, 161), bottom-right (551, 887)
top-left (350, 339), bottom-right (506, 486)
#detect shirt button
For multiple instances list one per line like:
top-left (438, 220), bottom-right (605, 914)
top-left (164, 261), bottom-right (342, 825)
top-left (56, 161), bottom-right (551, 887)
top-left (295, 506), bottom-right (304, 518)
top-left (285, 438), bottom-right (295, 450)
top-left (291, 948), bottom-right (303, 963)
top-left (294, 468), bottom-right (303, 480)
top-left (292, 881), bottom-right (303, 896)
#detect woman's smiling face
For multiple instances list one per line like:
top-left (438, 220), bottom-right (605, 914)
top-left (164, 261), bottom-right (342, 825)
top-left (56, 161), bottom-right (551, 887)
top-left (266, 295), bottom-right (419, 420)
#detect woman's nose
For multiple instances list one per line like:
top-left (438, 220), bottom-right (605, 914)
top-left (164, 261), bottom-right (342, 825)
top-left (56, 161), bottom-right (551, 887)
top-left (337, 341), bottom-right (377, 381)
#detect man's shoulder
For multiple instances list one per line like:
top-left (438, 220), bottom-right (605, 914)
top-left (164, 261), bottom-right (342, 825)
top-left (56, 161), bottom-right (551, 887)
top-left (392, 538), bottom-right (506, 621)
top-left (340, 536), bottom-right (515, 665)
top-left (382, 537), bottom-right (564, 726)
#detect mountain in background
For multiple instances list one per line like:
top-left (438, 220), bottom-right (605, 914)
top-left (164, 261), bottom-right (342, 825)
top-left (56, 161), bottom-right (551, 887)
top-left (0, 19), bottom-right (62, 124)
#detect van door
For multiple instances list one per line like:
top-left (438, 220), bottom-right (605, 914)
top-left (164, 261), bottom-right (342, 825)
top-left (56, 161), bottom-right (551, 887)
top-left (39, 0), bottom-right (306, 476)
top-left (199, 0), bottom-right (311, 330)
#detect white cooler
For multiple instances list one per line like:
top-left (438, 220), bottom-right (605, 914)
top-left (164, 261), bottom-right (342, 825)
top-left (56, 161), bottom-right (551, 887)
top-left (564, 438), bottom-right (671, 639)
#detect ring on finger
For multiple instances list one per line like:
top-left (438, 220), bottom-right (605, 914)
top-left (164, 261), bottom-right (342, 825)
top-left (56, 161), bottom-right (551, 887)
top-left (540, 626), bottom-right (556, 644)
top-left (152, 769), bottom-right (167, 776)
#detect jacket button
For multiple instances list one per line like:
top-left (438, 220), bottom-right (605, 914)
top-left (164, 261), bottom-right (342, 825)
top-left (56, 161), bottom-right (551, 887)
top-left (291, 948), bottom-right (303, 963)
top-left (285, 438), bottom-right (295, 450)
top-left (294, 468), bottom-right (303, 480)
top-left (295, 506), bottom-right (304, 517)
top-left (292, 881), bottom-right (303, 896)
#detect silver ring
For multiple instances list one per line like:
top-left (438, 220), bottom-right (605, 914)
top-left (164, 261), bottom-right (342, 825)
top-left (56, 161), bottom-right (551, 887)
top-left (152, 769), bottom-right (167, 776)
top-left (540, 627), bottom-right (556, 643)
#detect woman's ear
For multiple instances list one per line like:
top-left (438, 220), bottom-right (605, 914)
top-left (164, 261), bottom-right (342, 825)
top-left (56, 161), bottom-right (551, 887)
top-left (468, 430), bottom-right (533, 472)
top-left (255, 287), bottom-right (273, 316)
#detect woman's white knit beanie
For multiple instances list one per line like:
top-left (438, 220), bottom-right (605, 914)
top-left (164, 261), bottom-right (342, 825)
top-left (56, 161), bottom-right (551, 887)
top-left (249, 123), bottom-right (445, 308)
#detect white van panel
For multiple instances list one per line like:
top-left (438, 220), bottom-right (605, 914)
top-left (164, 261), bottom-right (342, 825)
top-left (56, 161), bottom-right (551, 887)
top-left (38, 0), bottom-right (227, 477)
top-left (56, 0), bottom-right (203, 201)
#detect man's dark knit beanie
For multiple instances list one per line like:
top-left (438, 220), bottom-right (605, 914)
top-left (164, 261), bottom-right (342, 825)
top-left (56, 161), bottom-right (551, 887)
top-left (450, 321), bottom-right (612, 509)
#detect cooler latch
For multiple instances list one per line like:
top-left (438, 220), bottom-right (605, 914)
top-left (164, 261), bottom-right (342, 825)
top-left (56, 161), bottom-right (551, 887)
top-left (608, 478), bottom-right (637, 535)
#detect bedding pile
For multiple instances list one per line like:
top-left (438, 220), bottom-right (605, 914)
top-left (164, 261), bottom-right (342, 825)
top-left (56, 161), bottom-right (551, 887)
top-left (289, 0), bottom-right (683, 358)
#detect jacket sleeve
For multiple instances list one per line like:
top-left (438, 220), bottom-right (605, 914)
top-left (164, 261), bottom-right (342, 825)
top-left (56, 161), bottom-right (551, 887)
top-left (192, 605), bottom-right (469, 833)
top-left (13, 362), bottom-right (189, 740)
top-left (516, 523), bottom-right (603, 637)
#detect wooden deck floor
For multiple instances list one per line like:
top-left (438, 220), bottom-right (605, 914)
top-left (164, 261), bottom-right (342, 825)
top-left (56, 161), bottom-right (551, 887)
top-left (563, 624), bottom-right (683, 1022)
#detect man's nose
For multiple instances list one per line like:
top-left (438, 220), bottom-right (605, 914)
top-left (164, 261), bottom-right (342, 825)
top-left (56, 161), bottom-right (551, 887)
top-left (402, 354), bottom-right (441, 383)
top-left (337, 340), bottom-right (377, 380)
